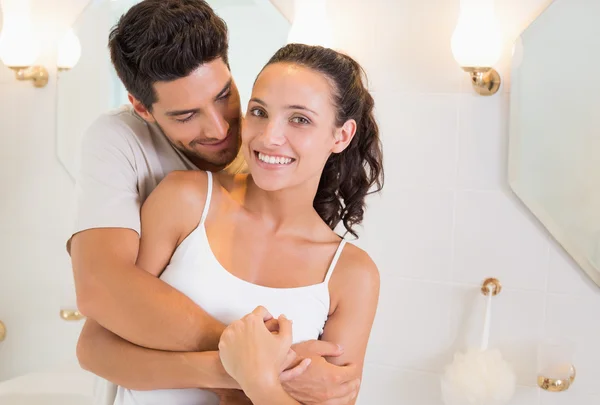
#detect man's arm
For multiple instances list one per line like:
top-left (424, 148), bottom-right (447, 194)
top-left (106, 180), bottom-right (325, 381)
top-left (71, 229), bottom-right (224, 352)
top-left (76, 318), bottom-right (236, 390)
top-left (77, 313), bottom-right (306, 393)
top-left (71, 120), bottom-right (223, 351)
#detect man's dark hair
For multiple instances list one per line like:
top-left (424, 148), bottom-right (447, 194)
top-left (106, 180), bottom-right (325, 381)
top-left (109, 0), bottom-right (229, 109)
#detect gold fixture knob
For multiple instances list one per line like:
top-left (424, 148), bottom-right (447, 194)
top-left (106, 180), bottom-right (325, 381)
top-left (59, 309), bottom-right (85, 321)
top-left (9, 66), bottom-right (49, 88)
top-left (462, 67), bottom-right (501, 96)
top-left (538, 365), bottom-right (576, 392)
top-left (0, 320), bottom-right (6, 342)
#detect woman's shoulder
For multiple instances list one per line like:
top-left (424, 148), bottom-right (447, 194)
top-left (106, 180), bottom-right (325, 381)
top-left (156, 170), bottom-right (212, 207)
top-left (144, 170), bottom-right (226, 222)
top-left (340, 242), bottom-right (379, 278)
top-left (330, 241), bottom-right (380, 291)
top-left (327, 240), bottom-right (380, 311)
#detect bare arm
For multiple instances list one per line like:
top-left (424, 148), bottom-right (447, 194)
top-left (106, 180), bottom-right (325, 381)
top-left (317, 246), bottom-right (380, 404)
top-left (71, 228), bottom-right (224, 352)
top-left (71, 121), bottom-right (224, 352)
top-left (77, 318), bottom-right (237, 390)
top-left (76, 171), bottom-right (231, 388)
top-left (279, 246), bottom-right (378, 405)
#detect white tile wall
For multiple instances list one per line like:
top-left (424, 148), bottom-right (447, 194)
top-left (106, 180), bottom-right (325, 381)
top-left (328, 0), bottom-right (600, 404)
top-left (0, 0), bottom-right (598, 404)
top-left (0, 0), bottom-right (87, 381)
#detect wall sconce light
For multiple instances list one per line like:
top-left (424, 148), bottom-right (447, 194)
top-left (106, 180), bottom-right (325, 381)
top-left (287, 0), bottom-right (333, 47)
top-left (451, 0), bottom-right (502, 96)
top-left (57, 28), bottom-right (82, 72)
top-left (0, 15), bottom-right (48, 88)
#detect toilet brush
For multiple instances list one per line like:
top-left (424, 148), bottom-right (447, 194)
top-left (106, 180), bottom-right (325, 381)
top-left (441, 278), bottom-right (516, 405)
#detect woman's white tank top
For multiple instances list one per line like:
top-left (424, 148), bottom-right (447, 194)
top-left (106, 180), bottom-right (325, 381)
top-left (115, 172), bottom-right (346, 405)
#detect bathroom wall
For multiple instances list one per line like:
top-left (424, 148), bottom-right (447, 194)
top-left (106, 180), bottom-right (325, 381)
top-left (0, 0), bottom-right (598, 404)
top-left (0, 0), bottom-right (89, 381)
top-left (312, 1), bottom-right (599, 405)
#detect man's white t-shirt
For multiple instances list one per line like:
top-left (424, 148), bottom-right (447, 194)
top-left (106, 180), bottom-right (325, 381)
top-left (73, 104), bottom-right (246, 238)
top-left (70, 105), bottom-right (246, 405)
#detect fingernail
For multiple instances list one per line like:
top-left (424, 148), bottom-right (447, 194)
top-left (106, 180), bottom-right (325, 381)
top-left (337, 344), bottom-right (344, 351)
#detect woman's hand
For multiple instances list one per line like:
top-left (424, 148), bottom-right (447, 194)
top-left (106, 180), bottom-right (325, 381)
top-left (218, 306), bottom-right (309, 398)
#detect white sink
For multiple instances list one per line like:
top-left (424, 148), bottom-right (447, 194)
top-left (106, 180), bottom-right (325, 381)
top-left (0, 365), bottom-right (95, 405)
top-left (0, 393), bottom-right (92, 405)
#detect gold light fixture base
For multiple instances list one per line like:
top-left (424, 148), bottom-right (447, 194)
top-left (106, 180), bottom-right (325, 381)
top-left (463, 67), bottom-right (501, 96)
top-left (10, 65), bottom-right (49, 88)
top-left (59, 309), bottom-right (85, 321)
top-left (538, 366), bottom-right (576, 392)
top-left (0, 320), bottom-right (6, 342)
top-left (481, 277), bottom-right (502, 296)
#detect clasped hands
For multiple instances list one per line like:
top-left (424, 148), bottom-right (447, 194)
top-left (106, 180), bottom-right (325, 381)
top-left (215, 306), bottom-right (360, 404)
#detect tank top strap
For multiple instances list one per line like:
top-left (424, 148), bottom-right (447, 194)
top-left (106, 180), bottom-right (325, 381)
top-left (199, 171), bottom-right (213, 225)
top-left (324, 239), bottom-right (347, 284)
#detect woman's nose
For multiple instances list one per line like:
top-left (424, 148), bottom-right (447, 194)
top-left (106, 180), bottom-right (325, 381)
top-left (260, 120), bottom-right (286, 146)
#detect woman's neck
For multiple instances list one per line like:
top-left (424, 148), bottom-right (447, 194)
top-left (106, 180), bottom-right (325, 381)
top-left (242, 175), bottom-right (321, 236)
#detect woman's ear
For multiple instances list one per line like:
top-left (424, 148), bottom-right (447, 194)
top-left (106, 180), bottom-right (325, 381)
top-left (332, 119), bottom-right (357, 154)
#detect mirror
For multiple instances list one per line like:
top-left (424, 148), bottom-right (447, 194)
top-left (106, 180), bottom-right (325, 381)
top-left (508, 0), bottom-right (600, 286)
top-left (55, 0), bottom-right (290, 180)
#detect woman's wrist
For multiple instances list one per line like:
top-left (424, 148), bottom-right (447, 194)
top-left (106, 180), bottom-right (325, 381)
top-left (187, 351), bottom-right (240, 389)
top-left (245, 380), bottom-right (292, 405)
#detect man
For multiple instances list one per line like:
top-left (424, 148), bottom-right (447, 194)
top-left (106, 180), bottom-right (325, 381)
top-left (69, 0), bottom-right (360, 403)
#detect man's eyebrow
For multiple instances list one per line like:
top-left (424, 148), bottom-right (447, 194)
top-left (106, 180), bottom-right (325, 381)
top-left (165, 79), bottom-right (233, 117)
top-left (215, 78), bottom-right (232, 100)
top-left (249, 98), bottom-right (318, 116)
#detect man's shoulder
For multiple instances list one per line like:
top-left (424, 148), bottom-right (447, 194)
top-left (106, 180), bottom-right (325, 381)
top-left (86, 105), bottom-right (149, 143)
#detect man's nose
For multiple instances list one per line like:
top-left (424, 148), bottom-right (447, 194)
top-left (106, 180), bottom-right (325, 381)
top-left (205, 107), bottom-right (229, 140)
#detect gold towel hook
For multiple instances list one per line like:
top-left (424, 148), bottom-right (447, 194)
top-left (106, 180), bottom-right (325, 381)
top-left (481, 278), bottom-right (502, 296)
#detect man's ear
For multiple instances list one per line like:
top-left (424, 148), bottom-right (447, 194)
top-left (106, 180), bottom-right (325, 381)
top-left (332, 119), bottom-right (357, 154)
top-left (129, 94), bottom-right (156, 123)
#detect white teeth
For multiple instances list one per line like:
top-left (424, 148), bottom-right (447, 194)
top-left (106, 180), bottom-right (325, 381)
top-left (258, 152), bottom-right (293, 165)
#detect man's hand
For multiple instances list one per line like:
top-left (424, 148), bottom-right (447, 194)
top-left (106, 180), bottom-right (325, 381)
top-left (283, 340), bottom-right (361, 404)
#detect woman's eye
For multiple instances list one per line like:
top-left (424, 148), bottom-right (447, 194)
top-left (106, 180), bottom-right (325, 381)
top-left (291, 116), bottom-right (310, 125)
top-left (250, 108), bottom-right (266, 117)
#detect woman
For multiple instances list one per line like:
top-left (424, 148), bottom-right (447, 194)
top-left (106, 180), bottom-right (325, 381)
top-left (115, 43), bottom-right (383, 404)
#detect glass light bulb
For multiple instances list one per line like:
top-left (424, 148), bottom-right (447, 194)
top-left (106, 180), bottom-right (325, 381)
top-left (451, 0), bottom-right (502, 68)
top-left (57, 28), bottom-right (82, 70)
top-left (0, 15), bottom-right (40, 67)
